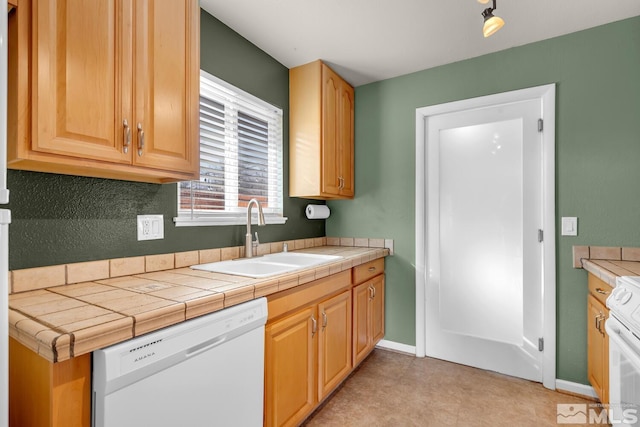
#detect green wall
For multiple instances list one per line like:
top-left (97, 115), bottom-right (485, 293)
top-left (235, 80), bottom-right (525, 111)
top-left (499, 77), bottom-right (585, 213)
top-left (6, 10), bottom-right (323, 270)
top-left (327, 16), bottom-right (640, 384)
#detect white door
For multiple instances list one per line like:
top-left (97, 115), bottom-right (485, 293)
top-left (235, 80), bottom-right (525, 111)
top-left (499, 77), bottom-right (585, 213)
top-left (424, 97), bottom-right (545, 382)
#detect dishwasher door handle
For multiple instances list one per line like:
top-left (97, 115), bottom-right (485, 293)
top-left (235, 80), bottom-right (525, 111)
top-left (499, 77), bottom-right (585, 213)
top-left (186, 336), bottom-right (227, 358)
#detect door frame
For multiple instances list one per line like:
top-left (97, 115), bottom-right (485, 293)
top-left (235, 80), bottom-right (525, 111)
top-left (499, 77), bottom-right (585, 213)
top-left (414, 84), bottom-right (556, 389)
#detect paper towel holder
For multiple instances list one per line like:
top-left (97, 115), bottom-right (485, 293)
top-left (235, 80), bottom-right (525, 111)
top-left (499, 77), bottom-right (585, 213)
top-left (305, 204), bottom-right (331, 220)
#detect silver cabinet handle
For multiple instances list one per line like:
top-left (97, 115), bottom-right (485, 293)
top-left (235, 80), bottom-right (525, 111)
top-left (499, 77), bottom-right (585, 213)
top-left (369, 285), bottom-right (374, 299)
top-left (322, 312), bottom-right (327, 330)
top-left (596, 312), bottom-right (606, 334)
top-left (595, 288), bottom-right (609, 295)
top-left (368, 267), bottom-right (376, 272)
top-left (311, 315), bottom-right (317, 337)
top-left (137, 123), bottom-right (145, 156)
top-left (372, 284), bottom-right (376, 298)
top-left (123, 119), bottom-right (131, 154)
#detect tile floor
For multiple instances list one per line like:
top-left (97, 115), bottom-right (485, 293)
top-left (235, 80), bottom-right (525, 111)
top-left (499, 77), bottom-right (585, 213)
top-left (304, 349), bottom-right (597, 427)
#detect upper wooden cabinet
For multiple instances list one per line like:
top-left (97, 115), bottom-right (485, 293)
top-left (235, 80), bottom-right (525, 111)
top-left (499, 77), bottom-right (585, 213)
top-left (8, 0), bottom-right (200, 183)
top-left (289, 60), bottom-right (354, 199)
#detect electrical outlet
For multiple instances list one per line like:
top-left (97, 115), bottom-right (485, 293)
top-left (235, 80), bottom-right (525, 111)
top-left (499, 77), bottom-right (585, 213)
top-left (137, 215), bottom-right (164, 241)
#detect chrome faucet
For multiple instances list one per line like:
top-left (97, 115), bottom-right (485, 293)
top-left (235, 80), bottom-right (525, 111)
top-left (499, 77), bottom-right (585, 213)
top-left (245, 198), bottom-right (266, 258)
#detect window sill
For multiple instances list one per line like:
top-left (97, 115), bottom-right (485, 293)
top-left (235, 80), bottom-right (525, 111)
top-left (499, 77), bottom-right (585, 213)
top-left (173, 215), bottom-right (288, 227)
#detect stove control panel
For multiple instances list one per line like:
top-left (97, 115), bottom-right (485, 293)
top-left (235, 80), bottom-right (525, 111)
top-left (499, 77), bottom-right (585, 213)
top-left (610, 276), bottom-right (640, 338)
top-left (614, 287), bottom-right (633, 305)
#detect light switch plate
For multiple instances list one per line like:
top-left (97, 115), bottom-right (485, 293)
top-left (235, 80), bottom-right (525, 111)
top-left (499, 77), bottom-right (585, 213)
top-left (137, 215), bottom-right (164, 241)
top-left (561, 217), bottom-right (578, 236)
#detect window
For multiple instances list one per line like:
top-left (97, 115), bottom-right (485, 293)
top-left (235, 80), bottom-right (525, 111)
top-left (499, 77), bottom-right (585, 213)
top-left (175, 70), bottom-right (286, 226)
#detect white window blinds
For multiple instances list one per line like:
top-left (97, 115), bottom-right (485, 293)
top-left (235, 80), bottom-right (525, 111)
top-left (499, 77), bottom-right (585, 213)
top-left (175, 70), bottom-right (286, 226)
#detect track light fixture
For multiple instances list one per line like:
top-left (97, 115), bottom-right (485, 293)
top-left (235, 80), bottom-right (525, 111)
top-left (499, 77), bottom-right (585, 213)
top-left (478, 0), bottom-right (504, 38)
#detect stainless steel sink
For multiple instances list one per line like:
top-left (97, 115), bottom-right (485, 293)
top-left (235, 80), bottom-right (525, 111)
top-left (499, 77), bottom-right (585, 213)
top-left (190, 252), bottom-right (343, 278)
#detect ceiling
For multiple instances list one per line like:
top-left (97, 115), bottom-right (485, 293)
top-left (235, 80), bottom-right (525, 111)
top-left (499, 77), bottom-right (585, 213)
top-left (199, 0), bottom-right (640, 87)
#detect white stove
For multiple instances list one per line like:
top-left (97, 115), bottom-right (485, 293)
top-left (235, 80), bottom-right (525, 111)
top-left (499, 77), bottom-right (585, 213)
top-left (608, 276), bottom-right (640, 338)
top-left (605, 276), bottom-right (640, 425)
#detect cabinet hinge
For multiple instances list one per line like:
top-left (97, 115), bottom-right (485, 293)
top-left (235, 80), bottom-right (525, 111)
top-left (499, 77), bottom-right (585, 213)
top-left (538, 229), bottom-right (544, 243)
top-left (538, 118), bottom-right (544, 132)
top-left (538, 337), bottom-right (544, 352)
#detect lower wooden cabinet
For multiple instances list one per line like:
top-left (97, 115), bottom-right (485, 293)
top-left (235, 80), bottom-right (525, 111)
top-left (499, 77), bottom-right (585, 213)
top-left (318, 291), bottom-right (353, 401)
top-left (264, 282), bottom-right (352, 427)
top-left (264, 261), bottom-right (386, 427)
top-left (587, 273), bottom-right (611, 404)
top-left (265, 306), bottom-right (316, 427)
top-left (9, 337), bottom-right (91, 427)
top-left (353, 268), bottom-right (385, 366)
top-left (587, 294), bottom-right (608, 403)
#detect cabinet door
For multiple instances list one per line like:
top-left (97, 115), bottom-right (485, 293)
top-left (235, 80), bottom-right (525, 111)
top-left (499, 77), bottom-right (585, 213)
top-left (10, 337), bottom-right (91, 427)
top-left (32, 0), bottom-right (131, 164)
top-left (371, 275), bottom-right (385, 344)
top-left (353, 281), bottom-right (372, 366)
top-left (338, 80), bottom-right (354, 197)
top-left (321, 64), bottom-right (341, 196)
top-left (132, 0), bottom-right (199, 175)
top-left (318, 290), bottom-right (352, 401)
top-left (587, 294), bottom-right (607, 403)
top-left (265, 306), bottom-right (316, 427)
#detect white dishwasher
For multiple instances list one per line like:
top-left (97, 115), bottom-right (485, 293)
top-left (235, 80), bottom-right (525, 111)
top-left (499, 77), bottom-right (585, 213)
top-left (92, 297), bottom-right (267, 427)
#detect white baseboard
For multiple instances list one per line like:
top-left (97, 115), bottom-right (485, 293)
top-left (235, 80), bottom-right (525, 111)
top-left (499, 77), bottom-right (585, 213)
top-left (376, 339), bottom-right (416, 355)
top-left (555, 379), bottom-right (598, 399)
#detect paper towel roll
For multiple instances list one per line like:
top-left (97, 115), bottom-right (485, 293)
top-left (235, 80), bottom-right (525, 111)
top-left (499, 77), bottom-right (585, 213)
top-left (305, 204), bottom-right (330, 219)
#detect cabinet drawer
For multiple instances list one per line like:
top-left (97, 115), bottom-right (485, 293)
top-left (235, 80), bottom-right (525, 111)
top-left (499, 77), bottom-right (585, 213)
top-left (588, 273), bottom-right (613, 308)
top-left (267, 270), bottom-right (351, 322)
top-left (352, 259), bottom-right (384, 285)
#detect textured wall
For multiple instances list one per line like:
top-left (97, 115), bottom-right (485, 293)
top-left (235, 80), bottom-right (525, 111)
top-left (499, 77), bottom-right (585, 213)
top-left (7, 10), bottom-right (323, 270)
top-left (327, 16), bottom-right (640, 384)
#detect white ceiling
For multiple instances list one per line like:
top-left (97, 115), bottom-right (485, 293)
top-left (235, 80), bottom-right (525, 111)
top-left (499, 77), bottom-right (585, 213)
top-left (199, 0), bottom-right (640, 87)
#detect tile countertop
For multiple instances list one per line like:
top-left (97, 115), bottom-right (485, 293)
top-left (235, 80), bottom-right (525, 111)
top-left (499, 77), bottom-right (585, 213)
top-left (9, 246), bottom-right (389, 363)
top-left (573, 245), bottom-right (640, 287)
